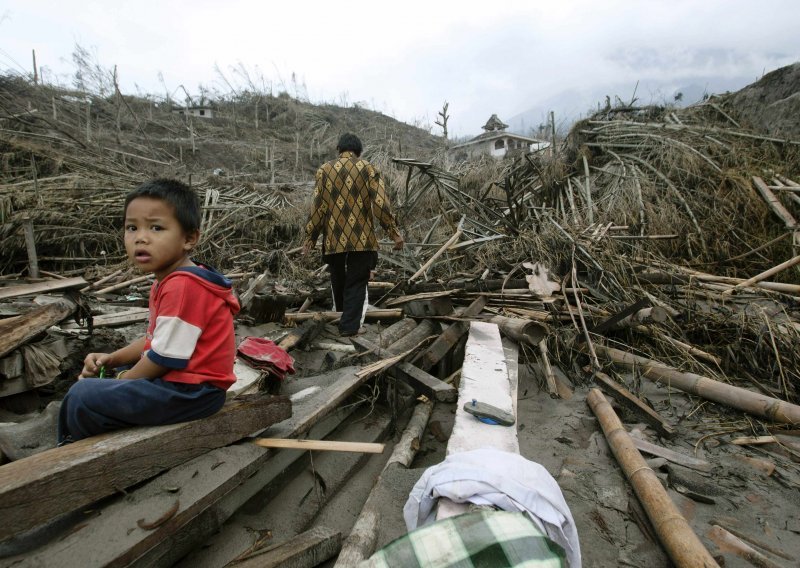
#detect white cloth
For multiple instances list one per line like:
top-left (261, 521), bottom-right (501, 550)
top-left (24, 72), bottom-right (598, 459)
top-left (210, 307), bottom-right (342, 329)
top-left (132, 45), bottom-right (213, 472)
top-left (404, 448), bottom-right (581, 568)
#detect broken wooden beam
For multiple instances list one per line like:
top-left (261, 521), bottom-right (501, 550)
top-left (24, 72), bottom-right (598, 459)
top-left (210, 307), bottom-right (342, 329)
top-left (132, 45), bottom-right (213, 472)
top-left (0, 394), bottom-right (291, 542)
top-left (278, 315), bottom-right (325, 351)
top-left (351, 336), bottom-right (457, 403)
top-left (0, 296), bottom-right (77, 359)
top-left (593, 371), bottom-right (675, 438)
top-left (253, 438), bottom-right (384, 453)
top-left (232, 526), bottom-right (342, 568)
top-left (4, 367), bottom-right (366, 566)
top-left (0, 277), bottom-right (87, 300)
top-left (283, 309), bottom-right (402, 324)
top-left (414, 295), bottom-right (486, 372)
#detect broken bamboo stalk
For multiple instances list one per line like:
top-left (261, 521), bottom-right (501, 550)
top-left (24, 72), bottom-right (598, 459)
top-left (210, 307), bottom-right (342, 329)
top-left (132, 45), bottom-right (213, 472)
top-left (721, 254), bottom-right (800, 295)
top-left (589, 344), bottom-right (800, 424)
top-left (283, 309), bottom-right (402, 323)
top-left (408, 218), bottom-right (464, 283)
top-left (485, 314), bottom-right (548, 346)
top-left (707, 525), bottom-right (784, 568)
top-left (586, 388), bottom-right (719, 567)
top-left (334, 400), bottom-right (433, 567)
top-left (538, 339), bottom-right (559, 398)
top-left (93, 274), bottom-right (152, 295)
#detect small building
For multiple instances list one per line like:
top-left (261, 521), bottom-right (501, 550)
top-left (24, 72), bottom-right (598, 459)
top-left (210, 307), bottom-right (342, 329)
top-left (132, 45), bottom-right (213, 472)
top-left (172, 105), bottom-right (215, 119)
top-left (449, 114), bottom-right (549, 160)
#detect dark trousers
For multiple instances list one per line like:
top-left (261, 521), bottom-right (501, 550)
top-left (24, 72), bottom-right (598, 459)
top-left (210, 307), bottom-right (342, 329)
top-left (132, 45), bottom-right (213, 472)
top-left (58, 377), bottom-right (226, 443)
top-left (325, 250), bottom-right (377, 334)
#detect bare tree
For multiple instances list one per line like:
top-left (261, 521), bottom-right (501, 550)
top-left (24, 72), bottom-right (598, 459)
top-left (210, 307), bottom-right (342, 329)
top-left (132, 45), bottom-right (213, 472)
top-left (435, 101), bottom-right (450, 141)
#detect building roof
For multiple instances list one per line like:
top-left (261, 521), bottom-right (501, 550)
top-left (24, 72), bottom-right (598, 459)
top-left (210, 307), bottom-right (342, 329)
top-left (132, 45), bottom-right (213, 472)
top-left (450, 130), bottom-right (544, 150)
top-left (482, 114), bottom-right (509, 132)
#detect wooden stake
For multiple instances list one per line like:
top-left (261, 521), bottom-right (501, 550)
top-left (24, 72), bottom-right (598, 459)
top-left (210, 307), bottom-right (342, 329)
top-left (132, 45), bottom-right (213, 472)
top-left (252, 438), bottom-right (384, 454)
top-left (21, 214), bottom-right (39, 279)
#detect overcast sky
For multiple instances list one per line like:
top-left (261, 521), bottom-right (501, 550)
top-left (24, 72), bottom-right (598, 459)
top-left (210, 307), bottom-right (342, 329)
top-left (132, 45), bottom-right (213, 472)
top-left (1, 0), bottom-right (798, 137)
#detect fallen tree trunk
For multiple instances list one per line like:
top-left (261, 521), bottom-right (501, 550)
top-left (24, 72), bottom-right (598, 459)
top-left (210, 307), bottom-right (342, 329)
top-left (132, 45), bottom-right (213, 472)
top-left (587, 388), bottom-right (719, 568)
top-left (590, 344), bottom-right (800, 424)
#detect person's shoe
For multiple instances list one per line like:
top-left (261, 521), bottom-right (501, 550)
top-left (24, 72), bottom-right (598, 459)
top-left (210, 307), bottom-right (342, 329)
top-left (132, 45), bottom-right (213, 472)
top-left (340, 326), bottom-right (367, 337)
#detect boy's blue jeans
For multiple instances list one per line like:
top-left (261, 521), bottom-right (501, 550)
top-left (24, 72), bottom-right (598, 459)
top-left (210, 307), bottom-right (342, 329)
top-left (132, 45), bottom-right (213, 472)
top-left (58, 377), bottom-right (226, 444)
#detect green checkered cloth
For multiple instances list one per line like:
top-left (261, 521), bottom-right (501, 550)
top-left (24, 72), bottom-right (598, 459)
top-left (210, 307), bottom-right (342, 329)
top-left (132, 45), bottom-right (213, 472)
top-left (360, 510), bottom-right (567, 567)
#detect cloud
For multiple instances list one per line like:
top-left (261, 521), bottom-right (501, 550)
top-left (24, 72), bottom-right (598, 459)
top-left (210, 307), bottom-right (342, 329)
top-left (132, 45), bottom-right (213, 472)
top-left (1, 0), bottom-right (798, 137)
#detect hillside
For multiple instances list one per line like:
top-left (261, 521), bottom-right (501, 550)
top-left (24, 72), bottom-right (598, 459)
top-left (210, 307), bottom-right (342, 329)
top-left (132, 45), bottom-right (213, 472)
top-left (0, 74), bottom-right (442, 275)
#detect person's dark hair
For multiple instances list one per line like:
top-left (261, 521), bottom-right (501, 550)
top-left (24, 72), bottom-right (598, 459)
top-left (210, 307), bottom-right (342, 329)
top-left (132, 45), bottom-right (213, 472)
top-left (123, 178), bottom-right (201, 233)
top-left (336, 133), bottom-right (363, 157)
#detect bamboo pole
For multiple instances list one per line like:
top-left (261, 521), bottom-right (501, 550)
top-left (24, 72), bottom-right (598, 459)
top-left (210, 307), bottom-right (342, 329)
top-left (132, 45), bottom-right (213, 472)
top-left (721, 254), bottom-right (800, 295)
top-left (586, 389), bottom-right (720, 568)
top-left (538, 339), bottom-right (558, 398)
top-left (408, 222), bottom-right (464, 283)
top-left (590, 344), bottom-right (800, 424)
top-left (94, 274), bottom-right (153, 295)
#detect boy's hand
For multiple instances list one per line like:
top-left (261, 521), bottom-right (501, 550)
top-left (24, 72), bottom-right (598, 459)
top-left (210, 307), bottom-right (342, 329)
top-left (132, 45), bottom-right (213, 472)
top-left (79, 353), bottom-right (113, 379)
top-left (392, 233), bottom-right (405, 250)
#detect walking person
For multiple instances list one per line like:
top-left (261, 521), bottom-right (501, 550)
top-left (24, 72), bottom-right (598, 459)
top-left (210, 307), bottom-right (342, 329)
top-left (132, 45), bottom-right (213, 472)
top-left (303, 133), bottom-right (404, 336)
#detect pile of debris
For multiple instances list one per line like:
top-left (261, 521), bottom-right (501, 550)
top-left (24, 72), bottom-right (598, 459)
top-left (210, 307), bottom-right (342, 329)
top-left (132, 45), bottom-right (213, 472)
top-left (2, 65), bottom-right (800, 567)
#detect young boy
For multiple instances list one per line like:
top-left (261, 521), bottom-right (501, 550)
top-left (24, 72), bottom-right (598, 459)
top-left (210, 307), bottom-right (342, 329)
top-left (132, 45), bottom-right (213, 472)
top-left (58, 179), bottom-right (240, 444)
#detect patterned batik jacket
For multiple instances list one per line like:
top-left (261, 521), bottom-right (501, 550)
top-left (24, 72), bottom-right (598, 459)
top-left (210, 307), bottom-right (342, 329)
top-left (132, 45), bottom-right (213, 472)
top-left (304, 151), bottom-right (400, 255)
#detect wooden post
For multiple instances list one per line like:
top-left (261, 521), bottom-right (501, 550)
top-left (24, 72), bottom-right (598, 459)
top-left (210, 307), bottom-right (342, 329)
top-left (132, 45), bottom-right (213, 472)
top-left (583, 154), bottom-right (594, 225)
top-left (32, 49), bottom-right (38, 85)
top-left (85, 101), bottom-right (91, 141)
top-left (586, 389), bottom-right (720, 567)
top-left (21, 214), bottom-right (39, 279)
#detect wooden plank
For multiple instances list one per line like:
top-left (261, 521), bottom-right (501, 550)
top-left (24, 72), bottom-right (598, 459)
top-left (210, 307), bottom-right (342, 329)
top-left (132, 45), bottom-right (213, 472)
top-left (0, 394), bottom-right (291, 541)
top-left (415, 296), bottom-right (486, 372)
top-left (0, 277), bottom-right (87, 300)
top-left (446, 321), bottom-right (518, 456)
top-left (434, 324), bottom-right (519, 556)
top-left (60, 307), bottom-right (149, 329)
top-left (594, 371), bottom-right (675, 438)
top-left (253, 438), bottom-right (385, 453)
top-left (232, 526), bottom-right (341, 568)
top-left (2, 367), bottom-right (372, 567)
top-left (351, 336), bottom-right (457, 402)
top-left (228, 358), bottom-right (264, 398)
top-left (0, 297), bottom-right (76, 359)
top-left (630, 436), bottom-right (712, 473)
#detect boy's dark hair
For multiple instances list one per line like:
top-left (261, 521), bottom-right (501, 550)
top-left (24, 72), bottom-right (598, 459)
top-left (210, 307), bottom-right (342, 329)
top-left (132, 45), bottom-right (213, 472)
top-left (124, 178), bottom-right (201, 233)
top-left (336, 133), bottom-right (363, 157)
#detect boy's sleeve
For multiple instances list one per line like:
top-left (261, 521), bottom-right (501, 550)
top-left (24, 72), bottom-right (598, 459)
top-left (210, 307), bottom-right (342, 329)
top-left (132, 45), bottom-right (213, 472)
top-left (147, 278), bottom-right (206, 369)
